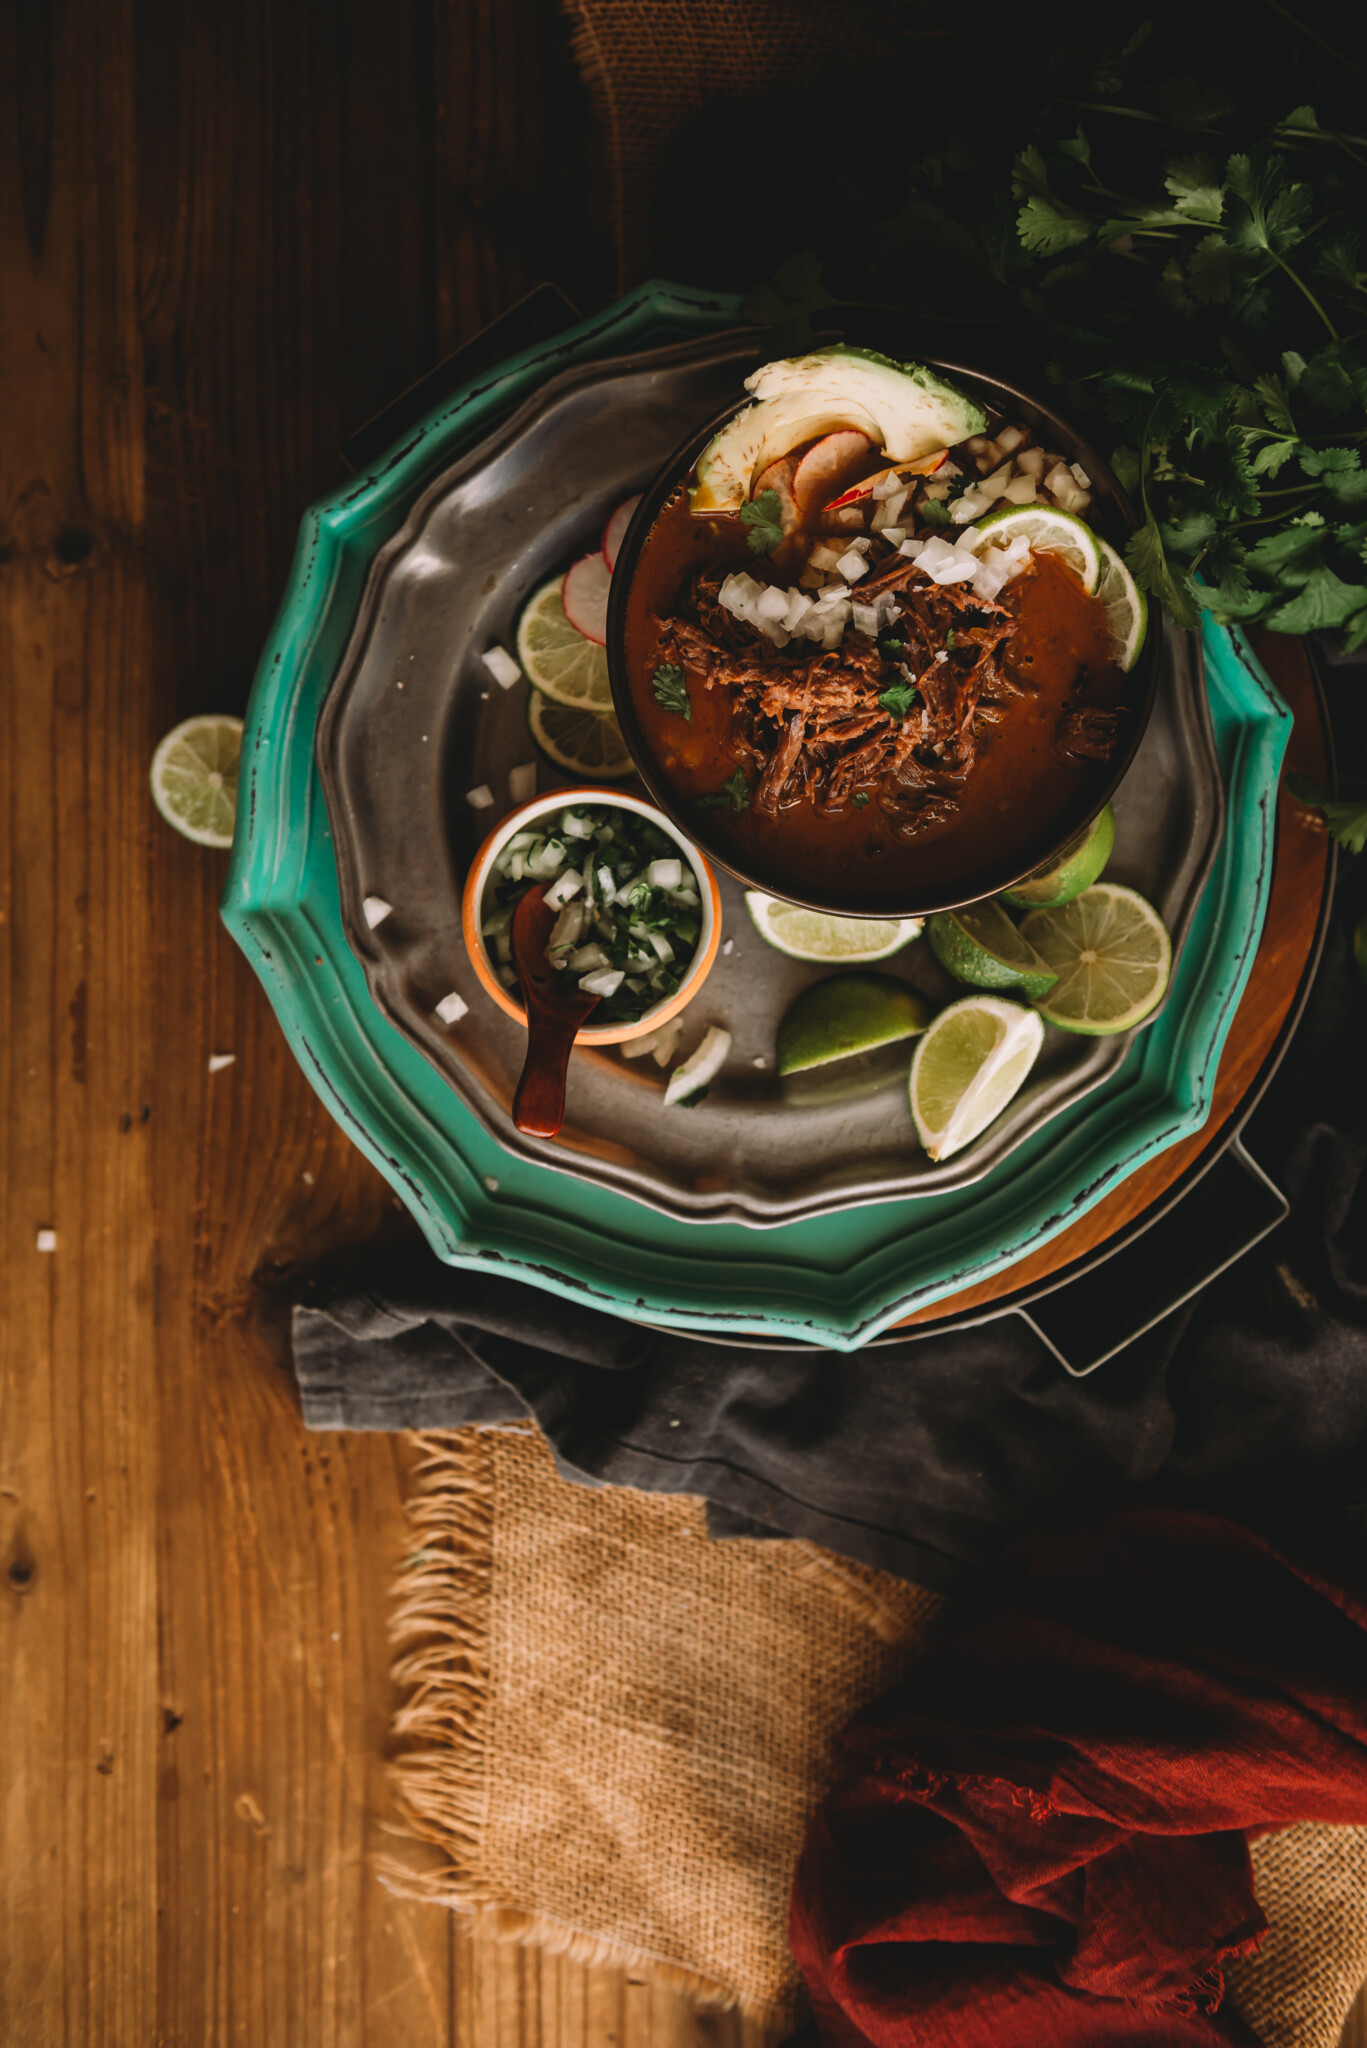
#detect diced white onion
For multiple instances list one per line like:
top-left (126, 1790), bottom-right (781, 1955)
top-left (466, 784), bottom-right (495, 809)
top-left (1070, 461), bottom-right (1091, 489)
top-left (809, 542), bottom-right (844, 571)
top-left (363, 895), bottom-right (393, 929)
top-left (756, 585), bottom-right (789, 622)
top-left (562, 808), bottom-right (593, 838)
top-left (995, 426), bottom-right (1027, 454)
top-left (579, 968), bottom-right (624, 998)
top-left (645, 858), bottom-right (683, 889)
top-left (1002, 475), bottom-right (1038, 505)
top-left (646, 930), bottom-right (674, 964)
top-left (783, 590), bottom-right (813, 631)
top-left (596, 865), bottom-right (615, 902)
top-left (835, 549), bottom-right (868, 582)
top-left (508, 762), bottom-right (537, 803)
top-left (663, 1024), bottom-right (732, 1107)
top-left (881, 527), bottom-right (906, 546)
top-left (899, 536), bottom-right (926, 558)
top-left (481, 645), bottom-right (522, 689)
top-left (546, 899), bottom-right (586, 953)
top-left (852, 601), bottom-right (880, 637)
top-left (568, 942), bottom-right (610, 971)
top-left (1043, 462), bottom-right (1074, 495)
top-left (953, 526), bottom-right (981, 553)
top-left (951, 492), bottom-right (988, 524)
top-left (435, 991), bottom-right (469, 1024)
top-left (543, 868), bottom-right (583, 910)
top-left (1015, 447), bottom-right (1049, 479)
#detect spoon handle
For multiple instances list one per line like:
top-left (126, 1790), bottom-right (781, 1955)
top-left (513, 1005), bottom-right (584, 1137)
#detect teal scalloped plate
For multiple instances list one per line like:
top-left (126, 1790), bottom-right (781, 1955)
top-left (222, 281), bottom-right (1291, 1351)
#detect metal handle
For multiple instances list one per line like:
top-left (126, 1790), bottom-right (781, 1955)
top-left (1020, 1137), bottom-right (1289, 1377)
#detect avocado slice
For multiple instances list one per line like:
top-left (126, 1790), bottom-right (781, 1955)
top-left (691, 347), bottom-right (986, 517)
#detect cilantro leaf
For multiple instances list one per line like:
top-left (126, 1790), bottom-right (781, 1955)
top-left (878, 681), bottom-right (918, 719)
top-left (651, 664), bottom-right (691, 720)
top-left (1300, 447), bottom-right (1360, 477)
top-left (1127, 518), bottom-right (1200, 630)
top-left (1246, 522), bottom-right (1327, 581)
top-left (740, 489), bottom-right (785, 556)
top-left (1161, 507), bottom-right (1217, 556)
top-left (1017, 196), bottom-right (1093, 255)
top-left (1263, 564), bottom-right (1367, 633)
top-left (1165, 155), bottom-right (1224, 223)
top-left (1253, 373), bottom-right (1296, 435)
top-left (1287, 777), bottom-right (1367, 855)
top-left (694, 767), bottom-right (751, 818)
top-left (852, 792), bottom-right (870, 808)
top-left (1250, 436), bottom-right (1303, 477)
top-left (921, 498), bottom-right (951, 527)
top-left (1280, 106), bottom-right (1319, 132)
top-left (1225, 153), bottom-right (1313, 257)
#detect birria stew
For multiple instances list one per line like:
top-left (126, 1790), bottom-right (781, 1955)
top-left (621, 349), bottom-right (1136, 911)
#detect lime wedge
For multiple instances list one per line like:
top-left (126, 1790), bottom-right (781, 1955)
top-left (1020, 884), bottom-right (1171, 1034)
top-left (927, 901), bottom-right (1058, 1000)
top-left (150, 714), bottom-right (243, 848)
top-left (515, 576), bottom-right (612, 710)
top-left (746, 893), bottom-right (923, 964)
top-left (909, 997), bottom-right (1044, 1161)
top-left (969, 503), bottom-right (1102, 593)
top-left (1095, 538), bottom-right (1148, 672)
top-left (527, 692), bottom-right (634, 778)
top-left (1002, 805), bottom-right (1115, 910)
top-left (776, 972), bottom-right (931, 1076)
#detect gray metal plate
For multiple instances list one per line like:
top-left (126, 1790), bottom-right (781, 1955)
top-left (316, 333), bottom-right (1223, 1229)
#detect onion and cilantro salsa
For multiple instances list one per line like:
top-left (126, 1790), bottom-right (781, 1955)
top-left (481, 804), bottom-right (703, 1026)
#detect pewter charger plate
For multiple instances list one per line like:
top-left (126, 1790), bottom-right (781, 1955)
top-left (316, 333), bottom-right (1222, 1230)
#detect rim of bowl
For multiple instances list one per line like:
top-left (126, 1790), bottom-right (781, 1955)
top-left (460, 786), bottom-right (723, 1046)
top-left (604, 357), bottom-right (1160, 920)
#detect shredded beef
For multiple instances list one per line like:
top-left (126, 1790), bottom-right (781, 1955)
top-left (655, 568), bottom-right (1022, 832)
top-left (1055, 704), bottom-right (1123, 763)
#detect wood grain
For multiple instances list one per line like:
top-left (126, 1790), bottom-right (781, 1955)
top-left (0, 2), bottom-right (1356, 2044)
top-left (895, 629), bottom-right (1332, 1330)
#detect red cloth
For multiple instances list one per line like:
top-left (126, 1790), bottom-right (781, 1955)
top-left (789, 1508), bottom-right (1367, 2047)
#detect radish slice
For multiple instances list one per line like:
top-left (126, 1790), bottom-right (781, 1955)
top-left (791, 431), bottom-right (872, 521)
top-left (602, 495), bottom-right (642, 572)
top-left (751, 455), bottom-right (801, 535)
top-left (562, 550), bottom-right (613, 644)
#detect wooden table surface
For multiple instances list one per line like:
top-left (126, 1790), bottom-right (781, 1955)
top-left (1, 4), bottom-right (1359, 2044)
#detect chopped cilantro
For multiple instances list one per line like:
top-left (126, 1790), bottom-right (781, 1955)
top-left (651, 663), bottom-right (691, 720)
top-left (920, 498), bottom-right (951, 528)
top-left (945, 629), bottom-right (957, 650)
top-left (852, 791), bottom-right (870, 808)
top-left (878, 634), bottom-right (906, 656)
top-left (1288, 776), bottom-right (1367, 855)
top-left (878, 681), bottom-right (918, 719)
top-left (739, 489), bottom-right (785, 555)
top-left (694, 767), bottom-right (752, 818)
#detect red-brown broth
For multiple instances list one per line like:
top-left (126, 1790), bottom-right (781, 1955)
top-left (622, 480), bottom-right (1130, 910)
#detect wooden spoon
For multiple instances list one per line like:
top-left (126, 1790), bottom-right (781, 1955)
top-left (510, 884), bottom-right (600, 1138)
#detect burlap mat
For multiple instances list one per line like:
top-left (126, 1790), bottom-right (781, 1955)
top-left (387, 1425), bottom-right (1367, 2041)
top-left (559, 0), bottom-right (949, 286)
top-left (386, 1425), bottom-right (940, 2022)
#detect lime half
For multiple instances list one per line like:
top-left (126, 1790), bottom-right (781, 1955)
top-left (515, 576), bottom-right (612, 710)
top-left (776, 973), bottom-right (931, 1076)
top-left (970, 504), bottom-right (1102, 593)
top-left (150, 714), bottom-right (243, 848)
top-left (910, 997), bottom-right (1044, 1161)
top-left (1096, 538), bottom-right (1148, 672)
top-left (747, 893), bottom-right (923, 965)
top-left (1002, 805), bottom-right (1115, 910)
top-left (1020, 884), bottom-right (1171, 1034)
top-left (527, 692), bottom-right (634, 778)
top-left (928, 900), bottom-right (1058, 1000)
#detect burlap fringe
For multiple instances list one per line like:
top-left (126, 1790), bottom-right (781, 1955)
top-left (380, 1428), bottom-right (766, 2020)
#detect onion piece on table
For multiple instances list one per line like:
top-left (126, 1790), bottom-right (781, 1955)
top-left (663, 1025), bottom-right (731, 1107)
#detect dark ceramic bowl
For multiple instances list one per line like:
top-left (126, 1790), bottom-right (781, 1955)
top-left (605, 361), bottom-right (1159, 919)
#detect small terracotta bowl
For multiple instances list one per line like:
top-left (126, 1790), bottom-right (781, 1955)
top-left (460, 786), bottom-right (723, 1047)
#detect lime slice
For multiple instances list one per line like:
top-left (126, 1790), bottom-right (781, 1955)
top-left (746, 892), bottom-right (923, 964)
top-left (909, 997), bottom-right (1044, 1161)
top-left (1095, 537), bottom-right (1147, 672)
top-left (527, 692), bottom-right (634, 779)
top-left (776, 972), bottom-right (931, 1076)
top-left (1001, 805), bottom-right (1115, 910)
top-left (515, 576), bottom-right (612, 710)
top-left (927, 901), bottom-right (1058, 1000)
top-left (150, 714), bottom-right (243, 848)
top-left (970, 504), bottom-right (1102, 594)
top-left (1020, 884), bottom-right (1171, 1034)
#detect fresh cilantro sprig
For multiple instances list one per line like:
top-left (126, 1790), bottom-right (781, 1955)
top-left (694, 767), bottom-right (752, 818)
top-left (878, 681), bottom-right (919, 719)
top-left (740, 489), bottom-right (785, 556)
top-left (651, 663), bottom-right (691, 720)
